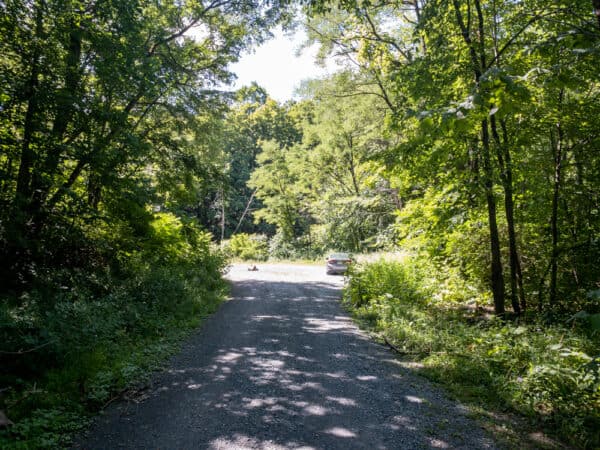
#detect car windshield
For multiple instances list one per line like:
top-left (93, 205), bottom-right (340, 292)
top-left (329, 253), bottom-right (350, 260)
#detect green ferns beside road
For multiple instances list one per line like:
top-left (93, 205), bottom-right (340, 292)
top-left (344, 258), bottom-right (600, 449)
top-left (0, 214), bottom-right (228, 449)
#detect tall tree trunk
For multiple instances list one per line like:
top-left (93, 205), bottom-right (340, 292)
top-left (30, 18), bottom-right (83, 215)
top-left (14, 82), bottom-right (37, 206)
top-left (489, 0), bottom-right (525, 313)
top-left (87, 172), bottom-right (102, 210)
top-left (467, 138), bottom-right (479, 207)
top-left (482, 119), bottom-right (506, 316)
top-left (233, 189), bottom-right (257, 235)
top-left (453, 0), bottom-right (506, 315)
top-left (3, 0), bottom-right (45, 290)
top-left (14, 1), bottom-right (44, 208)
top-left (46, 159), bottom-right (86, 209)
top-left (549, 116), bottom-right (564, 307)
top-left (220, 188), bottom-right (226, 243)
top-left (345, 134), bottom-right (361, 196)
top-left (501, 120), bottom-right (526, 311)
top-left (490, 116), bottom-right (524, 314)
top-left (502, 140), bottom-right (524, 313)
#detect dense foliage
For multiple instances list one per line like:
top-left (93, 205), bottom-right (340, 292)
top-left (2, 0), bottom-right (600, 447)
top-left (238, 0), bottom-right (600, 317)
top-left (344, 258), bottom-right (600, 448)
top-left (0, 0), bottom-right (290, 446)
top-left (1, 217), bottom-right (227, 447)
top-left (0, 0), bottom-right (289, 288)
top-left (240, 0), bottom-right (600, 317)
top-left (225, 232), bottom-right (269, 261)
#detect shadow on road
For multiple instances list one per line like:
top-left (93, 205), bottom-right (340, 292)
top-left (78, 276), bottom-right (493, 450)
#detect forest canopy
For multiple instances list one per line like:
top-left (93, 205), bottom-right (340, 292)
top-left (1, 0), bottom-right (599, 447)
top-left (224, 0), bottom-right (600, 317)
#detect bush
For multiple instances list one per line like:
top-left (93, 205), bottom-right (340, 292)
top-left (267, 230), bottom-right (322, 260)
top-left (0, 213), bottom-right (228, 449)
top-left (344, 258), bottom-right (600, 449)
top-left (344, 257), bottom-right (429, 308)
top-left (226, 233), bottom-right (268, 261)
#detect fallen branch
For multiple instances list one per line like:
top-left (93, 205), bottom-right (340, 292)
top-left (382, 334), bottom-right (419, 355)
top-left (0, 340), bottom-right (55, 355)
top-left (381, 334), bottom-right (471, 358)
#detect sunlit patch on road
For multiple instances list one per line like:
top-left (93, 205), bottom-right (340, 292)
top-left (324, 427), bottom-right (357, 438)
top-left (80, 264), bottom-right (497, 449)
top-left (405, 395), bottom-right (425, 404)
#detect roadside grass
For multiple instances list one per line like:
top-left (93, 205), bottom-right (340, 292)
top-left (1, 283), bottom-right (226, 449)
top-left (1, 243), bottom-right (228, 449)
top-left (343, 257), bottom-right (600, 449)
top-left (352, 250), bottom-right (412, 265)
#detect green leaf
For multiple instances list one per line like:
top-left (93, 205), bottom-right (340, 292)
top-left (589, 314), bottom-right (600, 331)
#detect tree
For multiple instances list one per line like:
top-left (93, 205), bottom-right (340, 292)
top-left (302, 0), bottom-right (600, 314)
top-left (247, 73), bottom-right (397, 254)
top-left (0, 0), bottom-right (291, 290)
top-left (212, 93), bottom-right (303, 240)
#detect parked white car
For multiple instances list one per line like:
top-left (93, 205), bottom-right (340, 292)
top-left (325, 253), bottom-right (353, 275)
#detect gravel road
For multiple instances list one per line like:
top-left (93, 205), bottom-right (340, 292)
top-left (77, 263), bottom-right (496, 449)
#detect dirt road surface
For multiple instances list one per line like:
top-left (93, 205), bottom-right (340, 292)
top-left (77, 263), bottom-right (496, 449)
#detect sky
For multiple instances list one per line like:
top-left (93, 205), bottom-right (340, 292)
top-left (229, 27), bottom-right (334, 102)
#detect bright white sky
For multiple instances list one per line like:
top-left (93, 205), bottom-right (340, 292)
top-left (230, 27), bottom-right (334, 102)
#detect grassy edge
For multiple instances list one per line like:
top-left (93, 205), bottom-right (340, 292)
top-left (0, 286), bottom-right (228, 449)
top-left (347, 313), bottom-right (568, 450)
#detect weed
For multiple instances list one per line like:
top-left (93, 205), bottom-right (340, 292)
top-left (344, 257), bottom-right (600, 449)
top-left (0, 218), bottom-right (228, 448)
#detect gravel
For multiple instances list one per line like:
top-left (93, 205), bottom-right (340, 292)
top-left (76, 263), bottom-right (496, 449)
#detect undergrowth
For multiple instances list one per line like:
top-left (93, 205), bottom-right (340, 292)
top-left (344, 258), bottom-right (600, 449)
top-left (0, 214), bottom-right (228, 449)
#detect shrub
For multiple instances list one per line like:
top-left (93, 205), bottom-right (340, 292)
top-left (226, 233), bottom-right (268, 261)
top-left (344, 257), bottom-right (431, 308)
top-left (0, 213), bottom-right (228, 448)
top-left (267, 230), bottom-right (322, 260)
top-left (344, 258), bottom-right (600, 449)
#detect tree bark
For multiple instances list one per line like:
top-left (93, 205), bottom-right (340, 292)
top-left (14, 1), bottom-right (44, 208)
top-left (14, 76), bottom-right (38, 205)
top-left (346, 134), bottom-right (361, 196)
top-left (220, 188), bottom-right (226, 243)
top-left (549, 112), bottom-right (564, 307)
top-left (501, 120), bottom-right (526, 311)
top-left (233, 189), bottom-right (258, 235)
top-left (46, 159), bottom-right (87, 209)
top-left (489, 1), bottom-right (525, 312)
top-left (44, 22), bottom-right (82, 169)
top-left (31, 19), bottom-right (83, 213)
top-left (482, 119), bottom-right (506, 316)
top-left (490, 116), bottom-right (524, 313)
top-left (453, 0), bottom-right (506, 315)
top-left (87, 172), bottom-right (102, 210)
